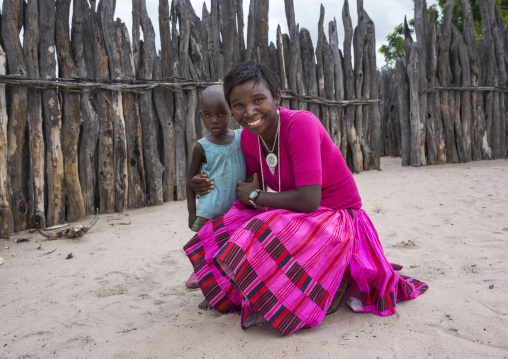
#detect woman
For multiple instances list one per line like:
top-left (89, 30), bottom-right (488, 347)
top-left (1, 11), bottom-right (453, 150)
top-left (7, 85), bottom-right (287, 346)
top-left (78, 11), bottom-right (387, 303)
top-left (185, 62), bottom-right (427, 336)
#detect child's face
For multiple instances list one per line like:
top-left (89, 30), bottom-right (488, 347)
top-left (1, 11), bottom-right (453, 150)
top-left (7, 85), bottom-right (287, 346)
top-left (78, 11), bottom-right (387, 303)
top-left (200, 94), bottom-right (232, 136)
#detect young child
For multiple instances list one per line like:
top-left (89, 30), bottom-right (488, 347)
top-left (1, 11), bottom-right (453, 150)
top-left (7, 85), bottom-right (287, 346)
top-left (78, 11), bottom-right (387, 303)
top-left (186, 85), bottom-right (246, 291)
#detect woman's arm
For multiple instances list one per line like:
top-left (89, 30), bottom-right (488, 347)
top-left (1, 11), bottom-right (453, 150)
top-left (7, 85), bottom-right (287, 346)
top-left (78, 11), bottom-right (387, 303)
top-left (186, 143), bottom-right (205, 229)
top-left (237, 173), bottom-right (321, 213)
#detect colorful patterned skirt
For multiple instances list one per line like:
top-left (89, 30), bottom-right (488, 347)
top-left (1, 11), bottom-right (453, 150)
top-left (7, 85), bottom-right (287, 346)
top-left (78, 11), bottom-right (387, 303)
top-left (183, 201), bottom-right (428, 336)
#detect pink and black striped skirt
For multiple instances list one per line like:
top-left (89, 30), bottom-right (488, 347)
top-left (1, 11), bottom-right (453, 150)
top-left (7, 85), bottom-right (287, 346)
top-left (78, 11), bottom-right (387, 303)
top-left (183, 201), bottom-right (427, 336)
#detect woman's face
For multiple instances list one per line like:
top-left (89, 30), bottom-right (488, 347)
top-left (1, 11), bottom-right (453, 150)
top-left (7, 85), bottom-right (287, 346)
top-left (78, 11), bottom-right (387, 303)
top-left (229, 80), bottom-right (281, 139)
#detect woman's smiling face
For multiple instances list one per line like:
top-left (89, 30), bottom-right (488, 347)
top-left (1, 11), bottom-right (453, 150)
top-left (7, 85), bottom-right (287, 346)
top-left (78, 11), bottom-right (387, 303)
top-left (229, 80), bottom-right (280, 138)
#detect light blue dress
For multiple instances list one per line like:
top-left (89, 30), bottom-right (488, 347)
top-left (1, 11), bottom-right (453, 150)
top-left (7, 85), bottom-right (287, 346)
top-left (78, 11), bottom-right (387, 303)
top-left (196, 129), bottom-right (246, 219)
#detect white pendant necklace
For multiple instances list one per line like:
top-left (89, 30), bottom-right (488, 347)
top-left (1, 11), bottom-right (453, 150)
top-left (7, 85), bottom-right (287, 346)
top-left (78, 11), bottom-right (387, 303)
top-left (259, 109), bottom-right (280, 169)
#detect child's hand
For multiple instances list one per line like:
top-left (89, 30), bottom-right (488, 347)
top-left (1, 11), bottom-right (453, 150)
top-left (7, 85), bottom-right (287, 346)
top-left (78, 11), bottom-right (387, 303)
top-left (188, 214), bottom-right (197, 230)
top-left (237, 173), bottom-right (261, 205)
top-left (191, 172), bottom-right (214, 196)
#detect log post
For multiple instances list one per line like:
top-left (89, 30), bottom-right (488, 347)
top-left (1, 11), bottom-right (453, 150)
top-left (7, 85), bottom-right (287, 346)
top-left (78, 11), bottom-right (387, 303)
top-left (56, 0), bottom-right (86, 221)
top-left (387, 72), bottom-right (399, 157)
top-left (39, 0), bottom-right (65, 226)
top-left (276, 25), bottom-right (290, 109)
top-left (363, 10), bottom-right (380, 169)
top-left (412, 0), bottom-right (427, 166)
top-left (299, 28), bottom-right (319, 118)
top-left (132, 0), bottom-right (140, 73)
top-left (171, 6), bottom-right (188, 201)
top-left (458, 0), bottom-right (482, 161)
top-left (396, 58), bottom-right (410, 166)
top-left (316, 6), bottom-right (331, 133)
top-left (236, 0), bottom-right (246, 63)
top-left (158, 0), bottom-right (176, 201)
top-left (284, 0), bottom-right (306, 110)
top-left (2, 0), bottom-right (29, 231)
top-left (452, 25), bottom-right (473, 164)
top-left (407, 42), bottom-right (425, 166)
top-left (487, 0), bottom-right (507, 158)
top-left (323, 38), bottom-right (341, 150)
top-left (116, 20), bottom-right (146, 208)
top-left (206, 0), bottom-right (223, 81)
top-left (221, 0), bottom-right (241, 72)
top-left (73, 0), bottom-right (98, 215)
top-left (437, 0), bottom-right (458, 163)
top-left (99, 0), bottom-right (129, 212)
top-left (329, 18), bottom-right (347, 159)
top-left (153, 56), bottom-right (176, 202)
top-left (90, 0), bottom-right (115, 213)
top-left (450, 39), bottom-right (467, 163)
top-left (24, 0), bottom-right (45, 228)
top-left (478, 1), bottom-right (496, 160)
top-left (139, 0), bottom-right (163, 205)
top-left (425, 10), bottom-right (439, 165)
top-left (342, 0), bottom-right (362, 173)
top-left (379, 68), bottom-right (392, 156)
top-left (0, 45), bottom-right (13, 235)
top-left (173, 1), bottom-right (198, 170)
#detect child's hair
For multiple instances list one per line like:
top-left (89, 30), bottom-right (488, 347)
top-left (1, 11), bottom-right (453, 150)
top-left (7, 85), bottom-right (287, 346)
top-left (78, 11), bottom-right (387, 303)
top-left (200, 84), bottom-right (226, 106)
top-left (223, 62), bottom-right (280, 107)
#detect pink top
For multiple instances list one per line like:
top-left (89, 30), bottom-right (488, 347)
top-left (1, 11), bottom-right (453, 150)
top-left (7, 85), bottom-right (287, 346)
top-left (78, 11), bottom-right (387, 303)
top-left (241, 107), bottom-right (362, 210)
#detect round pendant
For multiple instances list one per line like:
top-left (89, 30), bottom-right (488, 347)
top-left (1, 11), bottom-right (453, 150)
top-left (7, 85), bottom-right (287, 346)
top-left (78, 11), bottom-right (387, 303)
top-left (266, 152), bottom-right (278, 168)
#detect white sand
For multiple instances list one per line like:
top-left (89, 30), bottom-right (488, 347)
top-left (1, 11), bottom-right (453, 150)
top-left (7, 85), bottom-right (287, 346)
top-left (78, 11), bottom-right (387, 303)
top-left (1, 157), bottom-right (507, 358)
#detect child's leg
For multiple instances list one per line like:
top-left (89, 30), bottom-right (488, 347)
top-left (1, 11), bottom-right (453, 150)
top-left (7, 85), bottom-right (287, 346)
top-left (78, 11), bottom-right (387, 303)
top-left (186, 217), bottom-right (209, 289)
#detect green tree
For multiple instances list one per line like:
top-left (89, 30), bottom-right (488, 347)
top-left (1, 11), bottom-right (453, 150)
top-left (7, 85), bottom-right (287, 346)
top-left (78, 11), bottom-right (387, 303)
top-left (379, 21), bottom-right (414, 69)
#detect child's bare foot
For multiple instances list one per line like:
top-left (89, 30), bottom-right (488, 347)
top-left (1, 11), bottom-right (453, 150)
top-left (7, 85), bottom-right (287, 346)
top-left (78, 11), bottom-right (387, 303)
top-left (198, 298), bottom-right (212, 310)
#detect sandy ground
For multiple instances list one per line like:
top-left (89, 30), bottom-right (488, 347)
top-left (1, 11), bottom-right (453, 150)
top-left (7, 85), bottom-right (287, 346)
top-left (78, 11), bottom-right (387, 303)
top-left (1, 157), bottom-right (507, 359)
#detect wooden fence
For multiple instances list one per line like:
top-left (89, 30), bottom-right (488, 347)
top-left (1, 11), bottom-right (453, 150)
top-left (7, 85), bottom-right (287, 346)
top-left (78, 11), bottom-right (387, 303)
top-left (0, 0), bottom-right (382, 235)
top-left (379, 0), bottom-right (508, 166)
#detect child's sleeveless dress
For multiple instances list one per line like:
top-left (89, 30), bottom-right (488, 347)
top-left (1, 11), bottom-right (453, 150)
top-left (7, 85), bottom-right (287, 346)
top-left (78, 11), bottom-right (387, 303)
top-left (196, 129), bottom-right (246, 221)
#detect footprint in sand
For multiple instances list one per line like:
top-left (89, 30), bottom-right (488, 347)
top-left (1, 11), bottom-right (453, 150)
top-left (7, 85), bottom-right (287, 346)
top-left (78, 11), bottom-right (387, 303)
top-left (392, 239), bottom-right (418, 249)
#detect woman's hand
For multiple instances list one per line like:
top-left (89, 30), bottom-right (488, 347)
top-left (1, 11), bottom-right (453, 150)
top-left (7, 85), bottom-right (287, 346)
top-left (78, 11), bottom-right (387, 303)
top-left (190, 172), bottom-right (214, 196)
top-left (237, 173), bottom-right (261, 205)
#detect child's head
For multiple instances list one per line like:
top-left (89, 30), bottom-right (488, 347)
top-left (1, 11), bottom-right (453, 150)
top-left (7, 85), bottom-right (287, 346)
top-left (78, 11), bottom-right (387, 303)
top-left (200, 85), bottom-right (232, 137)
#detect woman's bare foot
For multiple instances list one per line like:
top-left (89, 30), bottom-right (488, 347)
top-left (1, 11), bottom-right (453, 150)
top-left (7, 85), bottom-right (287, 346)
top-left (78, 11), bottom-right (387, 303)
top-left (198, 298), bottom-right (213, 310)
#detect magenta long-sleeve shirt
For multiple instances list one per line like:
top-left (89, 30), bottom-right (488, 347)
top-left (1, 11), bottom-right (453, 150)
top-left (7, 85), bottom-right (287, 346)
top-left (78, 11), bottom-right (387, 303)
top-left (241, 107), bottom-right (362, 210)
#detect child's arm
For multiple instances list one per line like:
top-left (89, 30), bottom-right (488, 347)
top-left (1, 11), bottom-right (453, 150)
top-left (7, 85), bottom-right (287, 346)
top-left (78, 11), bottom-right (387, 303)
top-left (186, 142), bottom-right (205, 229)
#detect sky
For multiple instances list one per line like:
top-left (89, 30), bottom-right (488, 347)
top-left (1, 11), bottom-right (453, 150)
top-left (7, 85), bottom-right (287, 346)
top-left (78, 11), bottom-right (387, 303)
top-left (112, 0), bottom-right (439, 68)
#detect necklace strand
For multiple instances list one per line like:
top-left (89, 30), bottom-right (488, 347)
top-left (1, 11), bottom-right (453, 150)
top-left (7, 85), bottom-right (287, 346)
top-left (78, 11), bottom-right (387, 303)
top-left (258, 109), bottom-right (281, 211)
top-left (259, 109), bottom-right (280, 168)
top-left (259, 111), bottom-right (280, 153)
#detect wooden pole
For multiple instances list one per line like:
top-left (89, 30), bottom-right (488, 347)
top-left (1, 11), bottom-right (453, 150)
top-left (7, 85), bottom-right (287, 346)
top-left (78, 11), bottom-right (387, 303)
top-left (299, 28), bottom-right (319, 118)
top-left (0, 45), bottom-right (13, 235)
top-left (396, 58), bottom-right (410, 166)
top-left (39, 0), bottom-right (65, 226)
top-left (363, 10), bottom-right (380, 169)
top-left (139, 0), bottom-right (164, 205)
top-left (90, 0), bottom-right (115, 214)
top-left (56, 0), bottom-right (86, 221)
top-left (73, 0), bottom-right (99, 215)
top-left (158, 0), bottom-right (176, 202)
top-left (171, 5), bottom-right (188, 201)
top-left (316, 5), bottom-right (331, 133)
top-left (342, 0), bottom-right (363, 173)
top-left (329, 18), bottom-right (347, 160)
top-left (116, 20), bottom-right (146, 208)
top-left (100, 0), bottom-right (129, 212)
top-left (24, 0), bottom-right (45, 228)
top-left (284, 0), bottom-right (306, 111)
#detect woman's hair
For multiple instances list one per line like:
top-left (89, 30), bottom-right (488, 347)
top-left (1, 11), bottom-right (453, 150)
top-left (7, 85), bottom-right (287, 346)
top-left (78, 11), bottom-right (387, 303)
top-left (223, 62), bottom-right (280, 107)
